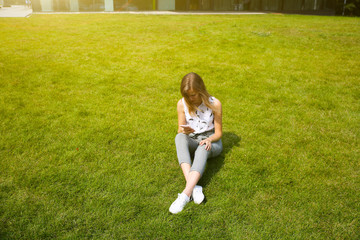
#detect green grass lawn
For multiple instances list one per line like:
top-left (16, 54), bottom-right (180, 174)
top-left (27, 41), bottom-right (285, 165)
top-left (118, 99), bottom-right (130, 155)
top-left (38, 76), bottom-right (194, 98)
top-left (0, 13), bottom-right (359, 239)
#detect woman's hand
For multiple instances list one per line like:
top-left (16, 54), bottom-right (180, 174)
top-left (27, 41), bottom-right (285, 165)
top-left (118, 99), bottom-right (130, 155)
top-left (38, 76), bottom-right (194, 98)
top-left (181, 126), bottom-right (195, 135)
top-left (200, 138), bottom-right (212, 151)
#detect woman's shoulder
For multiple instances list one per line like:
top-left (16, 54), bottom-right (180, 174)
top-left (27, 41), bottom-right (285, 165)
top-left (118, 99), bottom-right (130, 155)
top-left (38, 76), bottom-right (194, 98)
top-left (177, 98), bottom-right (184, 106)
top-left (210, 96), bottom-right (221, 106)
top-left (177, 98), bottom-right (185, 111)
top-left (211, 97), bottom-right (222, 112)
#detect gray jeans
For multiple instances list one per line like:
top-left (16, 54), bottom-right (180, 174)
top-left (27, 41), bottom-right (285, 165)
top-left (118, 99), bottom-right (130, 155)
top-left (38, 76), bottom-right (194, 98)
top-left (175, 132), bottom-right (223, 176)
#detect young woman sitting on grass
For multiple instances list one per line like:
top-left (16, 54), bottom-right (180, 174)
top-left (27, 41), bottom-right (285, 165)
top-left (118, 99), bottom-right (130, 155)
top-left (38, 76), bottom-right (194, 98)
top-left (169, 72), bottom-right (223, 214)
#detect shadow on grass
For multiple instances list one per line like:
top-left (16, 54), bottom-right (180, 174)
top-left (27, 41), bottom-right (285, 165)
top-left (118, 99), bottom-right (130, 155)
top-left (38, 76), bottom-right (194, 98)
top-left (198, 131), bottom-right (241, 189)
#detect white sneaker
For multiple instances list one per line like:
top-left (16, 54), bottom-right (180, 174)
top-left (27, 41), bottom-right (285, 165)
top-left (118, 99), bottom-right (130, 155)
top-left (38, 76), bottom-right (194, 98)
top-left (169, 193), bottom-right (190, 214)
top-left (192, 185), bottom-right (205, 204)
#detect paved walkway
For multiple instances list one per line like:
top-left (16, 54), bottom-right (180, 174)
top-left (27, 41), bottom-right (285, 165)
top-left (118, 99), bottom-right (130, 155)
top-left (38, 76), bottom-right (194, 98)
top-left (1, 5), bottom-right (266, 18)
top-left (0, 5), bottom-right (32, 17)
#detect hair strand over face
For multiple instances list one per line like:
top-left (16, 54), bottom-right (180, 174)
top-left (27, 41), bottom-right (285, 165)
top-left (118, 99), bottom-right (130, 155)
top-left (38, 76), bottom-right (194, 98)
top-left (180, 72), bottom-right (214, 116)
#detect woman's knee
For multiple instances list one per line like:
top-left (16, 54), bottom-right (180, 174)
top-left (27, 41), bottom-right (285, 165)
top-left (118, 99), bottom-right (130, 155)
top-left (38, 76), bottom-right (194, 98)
top-left (175, 133), bottom-right (188, 143)
top-left (199, 143), bottom-right (210, 152)
top-left (195, 144), bottom-right (211, 158)
top-left (210, 140), bottom-right (223, 158)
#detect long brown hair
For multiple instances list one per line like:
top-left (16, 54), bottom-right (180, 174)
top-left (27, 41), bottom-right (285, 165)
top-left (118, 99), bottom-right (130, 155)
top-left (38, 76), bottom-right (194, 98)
top-left (180, 72), bottom-right (214, 116)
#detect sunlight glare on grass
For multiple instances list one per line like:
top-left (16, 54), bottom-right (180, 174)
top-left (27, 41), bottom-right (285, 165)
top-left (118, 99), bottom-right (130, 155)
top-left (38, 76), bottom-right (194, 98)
top-left (0, 13), bottom-right (359, 239)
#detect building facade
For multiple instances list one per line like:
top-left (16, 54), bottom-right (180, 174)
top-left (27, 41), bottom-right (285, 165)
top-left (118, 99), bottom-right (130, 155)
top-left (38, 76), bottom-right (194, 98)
top-left (31, 0), bottom-right (336, 13)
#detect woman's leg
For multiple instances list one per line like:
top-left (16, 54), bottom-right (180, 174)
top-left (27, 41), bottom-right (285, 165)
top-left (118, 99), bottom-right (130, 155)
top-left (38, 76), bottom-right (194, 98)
top-left (179, 144), bottom-right (211, 197)
top-left (182, 170), bottom-right (201, 197)
top-left (183, 140), bottom-right (223, 196)
top-left (175, 133), bottom-right (198, 181)
top-left (170, 134), bottom-right (200, 214)
top-left (180, 163), bottom-right (191, 182)
top-left (209, 139), bottom-right (223, 159)
top-left (171, 136), bottom-right (223, 214)
top-left (190, 144), bottom-right (211, 176)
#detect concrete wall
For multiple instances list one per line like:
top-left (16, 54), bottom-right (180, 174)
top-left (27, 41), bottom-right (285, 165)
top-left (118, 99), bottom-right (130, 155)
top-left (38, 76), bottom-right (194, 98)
top-left (70, 0), bottom-right (79, 11)
top-left (40, 0), bottom-right (52, 11)
top-left (158, 0), bottom-right (175, 10)
top-left (104, 0), bottom-right (113, 11)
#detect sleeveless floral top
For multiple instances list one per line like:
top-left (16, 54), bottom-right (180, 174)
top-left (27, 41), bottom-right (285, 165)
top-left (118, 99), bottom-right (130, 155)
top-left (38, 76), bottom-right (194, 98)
top-left (182, 97), bottom-right (215, 134)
